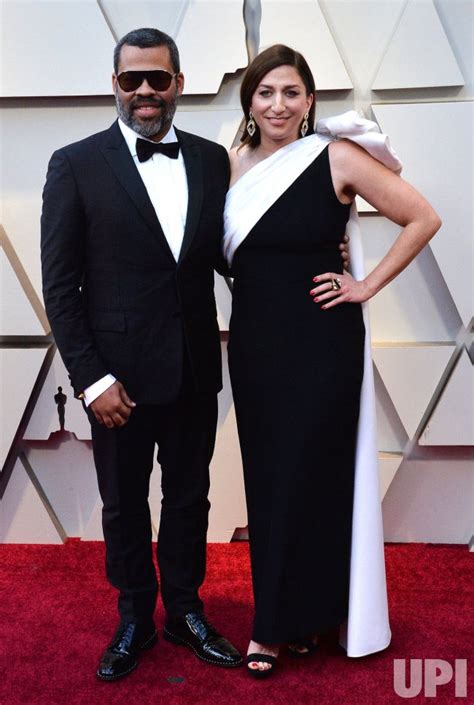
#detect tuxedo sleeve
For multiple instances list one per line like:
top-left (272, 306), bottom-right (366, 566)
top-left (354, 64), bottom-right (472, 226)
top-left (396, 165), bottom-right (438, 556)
top-left (41, 149), bottom-right (109, 396)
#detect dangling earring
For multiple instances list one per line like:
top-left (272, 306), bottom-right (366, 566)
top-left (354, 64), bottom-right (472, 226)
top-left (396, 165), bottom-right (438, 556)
top-left (300, 111), bottom-right (309, 138)
top-left (247, 110), bottom-right (256, 137)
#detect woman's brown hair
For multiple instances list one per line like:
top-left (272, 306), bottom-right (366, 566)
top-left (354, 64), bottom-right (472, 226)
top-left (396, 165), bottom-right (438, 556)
top-left (240, 44), bottom-right (316, 149)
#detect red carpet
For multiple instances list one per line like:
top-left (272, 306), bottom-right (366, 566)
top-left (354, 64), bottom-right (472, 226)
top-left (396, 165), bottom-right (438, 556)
top-left (0, 542), bottom-right (472, 705)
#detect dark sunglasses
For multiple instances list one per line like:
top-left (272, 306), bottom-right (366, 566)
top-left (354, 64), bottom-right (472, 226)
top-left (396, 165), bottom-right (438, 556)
top-left (116, 70), bottom-right (176, 92)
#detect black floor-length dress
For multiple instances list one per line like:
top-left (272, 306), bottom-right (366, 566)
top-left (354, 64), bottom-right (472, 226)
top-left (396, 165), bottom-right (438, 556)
top-left (228, 146), bottom-right (365, 644)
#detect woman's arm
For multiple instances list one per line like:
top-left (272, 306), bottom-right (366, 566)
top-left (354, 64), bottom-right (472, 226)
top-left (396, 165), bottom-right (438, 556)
top-left (310, 140), bottom-right (442, 307)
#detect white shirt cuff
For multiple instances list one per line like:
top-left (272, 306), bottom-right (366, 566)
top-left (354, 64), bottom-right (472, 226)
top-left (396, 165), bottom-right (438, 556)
top-left (83, 374), bottom-right (116, 406)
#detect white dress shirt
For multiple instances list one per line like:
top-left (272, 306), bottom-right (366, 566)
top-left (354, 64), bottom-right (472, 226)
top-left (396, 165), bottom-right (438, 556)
top-left (83, 120), bottom-right (188, 406)
top-left (118, 119), bottom-right (188, 260)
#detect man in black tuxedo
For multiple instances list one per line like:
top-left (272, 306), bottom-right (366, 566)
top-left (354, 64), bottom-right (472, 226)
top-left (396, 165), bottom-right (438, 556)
top-left (41, 27), bottom-right (241, 680)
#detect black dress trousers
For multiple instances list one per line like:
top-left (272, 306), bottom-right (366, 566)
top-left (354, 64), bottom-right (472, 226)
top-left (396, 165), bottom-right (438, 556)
top-left (88, 358), bottom-right (218, 623)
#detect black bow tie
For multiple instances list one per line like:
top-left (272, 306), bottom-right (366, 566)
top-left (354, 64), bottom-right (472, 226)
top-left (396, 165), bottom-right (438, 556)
top-left (136, 138), bottom-right (180, 162)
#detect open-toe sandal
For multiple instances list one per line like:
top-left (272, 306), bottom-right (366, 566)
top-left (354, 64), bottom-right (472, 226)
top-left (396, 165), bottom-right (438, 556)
top-left (246, 653), bottom-right (277, 679)
top-left (287, 639), bottom-right (319, 657)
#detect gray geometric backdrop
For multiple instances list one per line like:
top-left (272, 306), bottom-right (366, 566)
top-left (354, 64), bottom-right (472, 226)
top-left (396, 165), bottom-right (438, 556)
top-left (1, 0), bottom-right (472, 544)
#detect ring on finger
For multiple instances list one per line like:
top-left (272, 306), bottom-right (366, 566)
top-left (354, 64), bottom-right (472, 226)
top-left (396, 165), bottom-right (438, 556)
top-left (331, 277), bottom-right (342, 291)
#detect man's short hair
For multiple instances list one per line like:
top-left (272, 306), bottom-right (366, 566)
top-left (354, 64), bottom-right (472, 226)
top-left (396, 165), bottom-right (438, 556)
top-left (114, 27), bottom-right (180, 74)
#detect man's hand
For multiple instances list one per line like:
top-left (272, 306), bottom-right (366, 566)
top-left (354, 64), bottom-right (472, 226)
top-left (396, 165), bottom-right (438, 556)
top-left (90, 381), bottom-right (136, 428)
top-left (339, 233), bottom-right (350, 270)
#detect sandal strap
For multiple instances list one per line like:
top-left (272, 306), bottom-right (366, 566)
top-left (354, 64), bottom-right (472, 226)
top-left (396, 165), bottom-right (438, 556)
top-left (246, 653), bottom-right (277, 666)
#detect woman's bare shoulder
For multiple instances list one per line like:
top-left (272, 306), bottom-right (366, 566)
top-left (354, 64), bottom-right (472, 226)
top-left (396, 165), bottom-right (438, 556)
top-left (229, 144), bottom-right (251, 164)
top-left (328, 139), bottom-right (388, 181)
top-left (328, 138), bottom-right (368, 166)
top-left (229, 144), bottom-right (253, 186)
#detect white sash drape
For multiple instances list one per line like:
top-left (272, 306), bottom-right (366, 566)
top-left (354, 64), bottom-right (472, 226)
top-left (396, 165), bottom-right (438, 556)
top-left (224, 133), bottom-right (331, 265)
top-left (224, 111), bottom-right (401, 657)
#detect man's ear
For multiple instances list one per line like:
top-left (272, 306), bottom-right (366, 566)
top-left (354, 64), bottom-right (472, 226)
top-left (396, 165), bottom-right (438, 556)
top-left (176, 72), bottom-right (185, 97)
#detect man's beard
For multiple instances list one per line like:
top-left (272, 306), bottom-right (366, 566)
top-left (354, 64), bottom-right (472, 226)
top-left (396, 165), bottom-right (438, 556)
top-left (115, 90), bottom-right (178, 138)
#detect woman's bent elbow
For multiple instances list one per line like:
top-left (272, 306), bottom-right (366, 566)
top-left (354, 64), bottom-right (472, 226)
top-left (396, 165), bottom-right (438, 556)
top-left (423, 207), bottom-right (442, 239)
top-left (430, 212), bottom-right (442, 237)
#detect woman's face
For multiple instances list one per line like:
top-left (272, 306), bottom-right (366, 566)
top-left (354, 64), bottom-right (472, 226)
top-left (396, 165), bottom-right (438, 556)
top-left (250, 64), bottom-right (313, 147)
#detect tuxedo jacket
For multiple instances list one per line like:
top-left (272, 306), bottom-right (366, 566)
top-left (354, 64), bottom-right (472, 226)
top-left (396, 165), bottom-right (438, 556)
top-left (41, 121), bottom-right (230, 404)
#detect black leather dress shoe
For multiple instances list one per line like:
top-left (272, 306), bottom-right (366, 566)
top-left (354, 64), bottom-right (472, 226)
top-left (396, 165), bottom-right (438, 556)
top-left (163, 612), bottom-right (242, 667)
top-left (96, 620), bottom-right (158, 681)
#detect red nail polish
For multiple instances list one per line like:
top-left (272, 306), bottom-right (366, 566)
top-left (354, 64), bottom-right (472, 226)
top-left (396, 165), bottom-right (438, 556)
top-left (313, 277), bottom-right (318, 282)
top-left (314, 297), bottom-right (319, 302)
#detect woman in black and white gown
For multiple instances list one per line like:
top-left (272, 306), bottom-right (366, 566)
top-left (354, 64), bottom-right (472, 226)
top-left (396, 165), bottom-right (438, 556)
top-left (223, 45), bottom-right (441, 678)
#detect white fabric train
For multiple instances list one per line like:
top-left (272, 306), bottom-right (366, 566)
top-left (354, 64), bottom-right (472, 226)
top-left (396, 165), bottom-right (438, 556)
top-left (223, 110), bottom-right (402, 657)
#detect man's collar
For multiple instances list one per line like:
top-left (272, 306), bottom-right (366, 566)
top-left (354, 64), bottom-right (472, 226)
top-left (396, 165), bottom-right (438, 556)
top-left (118, 119), bottom-right (178, 157)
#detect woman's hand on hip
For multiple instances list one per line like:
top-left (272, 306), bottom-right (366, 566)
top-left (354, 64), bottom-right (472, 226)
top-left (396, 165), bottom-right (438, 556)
top-left (309, 272), bottom-right (372, 308)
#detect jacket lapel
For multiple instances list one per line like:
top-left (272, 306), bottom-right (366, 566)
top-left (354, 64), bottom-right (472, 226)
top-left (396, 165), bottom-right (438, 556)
top-left (99, 121), bottom-right (175, 262)
top-left (176, 128), bottom-right (203, 265)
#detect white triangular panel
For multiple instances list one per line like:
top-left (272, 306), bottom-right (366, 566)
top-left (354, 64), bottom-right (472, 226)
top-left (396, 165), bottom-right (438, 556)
top-left (0, 248), bottom-right (44, 335)
top-left (373, 344), bottom-right (455, 437)
top-left (379, 452), bottom-right (403, 500)
top-left (0, 458), bottom-right (62, 543)
top-left (372, 102), bottom-right (473, 327)
top-left (175, 109), bottom-right (243, 149)
top-left (1, 105), bottom-right (116, 299)
top-left (468, 339), bottom-right (474, 365)
top-left (209, 403), bottom-right (247, 542)
top-left (320, 0), bottom-right (405, 93)
top-left (0, 0), bottom-right (115, 96)
top-left (356, 196), bottom-right (377, 214)
top-left (0, 348), bottom-right (47, 470)
top-left (259, 0), bottom-right (352, 90)
top-left (215, 274), bottom-right (232, 332)
top-left (24, 350), bottom-right (91, 441)
top-left (362, 216), bottom-right (462, 342)
top-left (374, 364), bottom-right (408, 452)
top-left (25, 441), bottom-right (97, 538)
top-left (101, 0), bottom-right (248, 94)
top-left (419, 349), bottom-right (474, 445)
top-left (177, 1), bottom-right (248, 94)
top-left (100, 0), bottom-right (188, 40)
top-left (382, 457), bottom-right (474, 543)
top-left (81, 498), bottom-right (104, 541)
top-left (208, 344), bottom-right (246, 541)
top-left (373, 0), bottom-right (464, 89)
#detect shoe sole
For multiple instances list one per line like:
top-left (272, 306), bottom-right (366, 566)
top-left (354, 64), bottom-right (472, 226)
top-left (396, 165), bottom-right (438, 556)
top-left (163, 628), bottom-right (243, 668)
top-left (96, 630), bottom-right (158, 681)
top-left (96, 661), bottom-right (138, 682)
